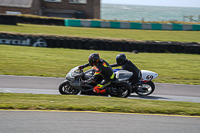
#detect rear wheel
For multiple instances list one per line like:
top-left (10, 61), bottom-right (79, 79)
top-left (59, 81), bottom-right (80, 95)
top-left (135, 81), bottom-right (155, 96)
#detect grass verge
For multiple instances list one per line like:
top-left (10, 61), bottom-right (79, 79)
top-left (0, 23), bottom-right (200, 42)
top-left (0, 93), bottom-right (199, 116)
top-left (0, 45), bottom-right (200, 85)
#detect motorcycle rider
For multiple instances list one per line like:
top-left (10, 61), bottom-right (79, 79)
top-left (110, 53), bottom-right (141, 86)
top-left (79, 53), bottom-right (114, 94)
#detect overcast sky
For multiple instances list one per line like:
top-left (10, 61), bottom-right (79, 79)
top-left (101, 0), bottom-right (200, 8)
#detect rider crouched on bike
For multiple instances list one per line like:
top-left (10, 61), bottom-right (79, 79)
top-left (110, 53), bottom-right (141, 86)
top-left (79, 53), bottom-right (114, 94)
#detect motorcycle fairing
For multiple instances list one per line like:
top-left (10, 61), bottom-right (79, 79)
top-left (140, 70), bottom-right (158, 82)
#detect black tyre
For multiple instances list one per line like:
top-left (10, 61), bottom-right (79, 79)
top-left (59, 81), bottom-right (80, 95)
top-left (111, 83), bottom-right (132, 98)
top-left (135, 81), bottom-right (155, 96)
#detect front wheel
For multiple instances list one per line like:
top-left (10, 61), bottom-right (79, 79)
top-left (110, 83), bottom-right (132, 98)
top-left (59, 81), bottom-right (80, 95)
top-left (135, 81), bottom-right (155, 96)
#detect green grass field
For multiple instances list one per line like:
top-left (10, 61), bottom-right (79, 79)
top-left (0, 93), bottom-right (200, 116)
top-left (0, 45), bottom-right (200, 85)
top-left (0, 23), bottom-right (200, 42)
top-left (0, 24), bottom-right (200, 115)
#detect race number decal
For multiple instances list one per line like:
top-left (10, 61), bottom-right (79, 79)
top-left (146, 75), bottom-right (153, 80)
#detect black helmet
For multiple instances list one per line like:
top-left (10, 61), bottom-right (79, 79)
top-left (88, 53), bottom-right (100, 66)
top-left (116, 53), bottom-right (126, 65)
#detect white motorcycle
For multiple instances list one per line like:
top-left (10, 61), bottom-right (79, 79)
top-left (113, 69), bottom-right (158, 96)
top-left (59, 66), bottom-right (132, 98)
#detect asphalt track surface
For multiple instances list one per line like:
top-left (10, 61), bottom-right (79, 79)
top-left (0, 75), bottom-right (200, 103)
top-left (0, 75), bottom-right (200, 133)
top-left (0, 110), bottom-right (199, 133)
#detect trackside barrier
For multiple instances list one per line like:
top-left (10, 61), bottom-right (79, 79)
top-left (0, 33), bottom-right (200, 54)
top-left (0, 15), bottom-right (17, 25)
top-left (91, 21), bottom-right (101, 27)
top-left (193, 25), bottom-right (200, 30)
top-left (120, 22), bottom-right (130, 29)
top-left (17, 16), bottom-right (65, 26)
top-left (0, 15), bottom-right (64, 26)
top-left (1, 15), bottom-right (199, 30)
top-left (81, 20), bottom-right (91, 27)
top-left (65, 19), bottom-right (200, 31)
top-left (152, 23), bottom-right (162, 30)
top-left (131, 23), bottom-right (142, 29)
top-left (65, 19), bottom-right (81, 27)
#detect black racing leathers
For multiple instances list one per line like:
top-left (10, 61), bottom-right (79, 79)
top-left (110, 59), bottom-right (140, 85)
top-left (82, 59), bottom-right (114, 86)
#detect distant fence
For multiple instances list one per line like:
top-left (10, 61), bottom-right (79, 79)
top-left (65, 19), bottom-right (200, 31)
top-left (183, 15), bottom-right (200, 22)
top-left (0, 33), bottom-right (200, 54)
top-left (0, 15), bottom-right (199, 31)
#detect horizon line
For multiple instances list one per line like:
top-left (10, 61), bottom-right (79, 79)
top-left (101, 3), bottom-right (200, 8)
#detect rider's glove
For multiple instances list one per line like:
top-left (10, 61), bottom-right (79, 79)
top-left (79, 65), bottom-right (84, 70)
